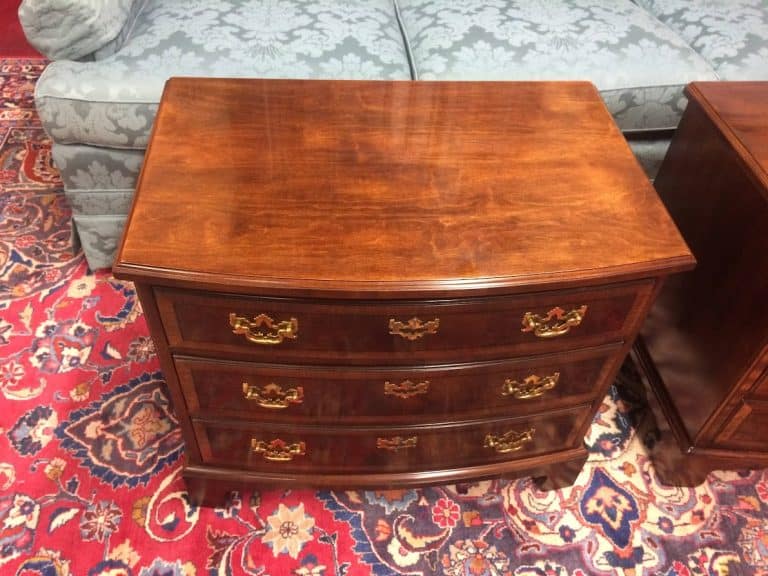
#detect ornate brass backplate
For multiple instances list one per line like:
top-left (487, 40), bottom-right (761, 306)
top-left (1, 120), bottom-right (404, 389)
top-left (388, 317), bottom-right (440, 341)
top-left (383, 379), bottom-right (430, 399)
top-left (250, 438), bottom-right (306, 462)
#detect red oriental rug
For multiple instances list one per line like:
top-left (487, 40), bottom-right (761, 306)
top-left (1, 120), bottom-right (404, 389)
top-left (0, 1), bottom-right (41, 58)
top-left (1, 58), bottom-right (767, 576)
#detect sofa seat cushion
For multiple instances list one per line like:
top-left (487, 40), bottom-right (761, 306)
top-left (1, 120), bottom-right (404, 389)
top-left (35, 0), bottom-right (412, 149)
top-left (634, 0), bottom-right (768, 80)
top-left (397, 0), bottom-right (718, 132)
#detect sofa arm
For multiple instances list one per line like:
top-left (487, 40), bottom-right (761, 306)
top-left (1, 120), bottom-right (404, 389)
top-left (18, 0), bottom-right (137, 61)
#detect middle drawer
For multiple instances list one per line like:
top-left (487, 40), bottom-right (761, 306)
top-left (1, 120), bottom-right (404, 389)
top-left (176, 344), bottom-right (620, 424)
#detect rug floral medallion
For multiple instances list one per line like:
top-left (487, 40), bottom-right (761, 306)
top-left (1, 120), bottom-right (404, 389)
top-left (1, 58), bottom-right (766, 576)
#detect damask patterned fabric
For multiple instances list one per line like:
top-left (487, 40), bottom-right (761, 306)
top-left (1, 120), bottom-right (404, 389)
top-left (396, 0), bottom-right (719, 131)
top-left (52, 143), bottom-right (143, 198)
top-left (18, 0), bottom-right (136, 60)
top-left (633, 0), bottom-right (768, 79)
top-left (72, 214), bottom-right (127, 270)
top-left (50, 144), bottom-right (141, 269)
top-left (34, 0), bottom-right (412, 149)
top-left (92, 0), bottom-right (152, 60)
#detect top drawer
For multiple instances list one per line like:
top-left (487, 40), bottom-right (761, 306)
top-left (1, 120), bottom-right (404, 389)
top-left (155, 281), bottom-right (653, 364)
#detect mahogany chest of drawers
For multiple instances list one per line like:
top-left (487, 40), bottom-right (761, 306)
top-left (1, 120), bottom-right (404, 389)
top-left (634, 82), bottom-right (768, 485)
top-left (113, 78), bottom-right (693, 506)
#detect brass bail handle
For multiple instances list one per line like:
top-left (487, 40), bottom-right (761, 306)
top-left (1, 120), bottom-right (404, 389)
top-left (484, 428), bottom-right (535, 454)
top-left (502, 372), bottom-right (560, 400)
top-left (230, 313), bottom-right (298, 345)
top-left (521, 305), bottom-right (587, 338)
top-left (242, 382), bottom-right (304, 409)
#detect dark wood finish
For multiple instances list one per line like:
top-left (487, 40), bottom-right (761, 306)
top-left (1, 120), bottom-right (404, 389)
top-left (623, 128), bottom-right (677, 142)
top-left (629, 341), bottom-right (766, 486)
top-left (636, 81), bottom-right (768, 485)
top-left (113, 79), bottom-right (692, 505)
top-left (177, 345), bottom-right (619, 424)
top-left (157, 283), bottom-right (651, 365)
top-left (752, 368), bottom-right (768, 398)
top-left (714, 398), bottom-right (768, 449)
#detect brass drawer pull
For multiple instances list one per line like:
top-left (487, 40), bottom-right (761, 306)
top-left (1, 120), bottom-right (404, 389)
top-left (384, 380), bottom-right (430, 399)
top-left (250, 438), bottom-right (306, 462)
top-left (521, 305), bottom-right (587, 338)
top-left (502, 372), bottom-right (560, 400)
top-left (484, 428), bottom-right (535, 454)
top-left (389, 317), bottom-right (439, 341)
top-left (376, 436), bottom-right (418, 452)
top-left (229, 313), bottom-right (298, 345)
top-left (242, 382), bottom-right (304, 409)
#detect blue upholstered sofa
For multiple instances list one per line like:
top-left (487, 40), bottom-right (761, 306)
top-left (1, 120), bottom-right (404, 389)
top-left (19, 0), bottom-right (768, 269)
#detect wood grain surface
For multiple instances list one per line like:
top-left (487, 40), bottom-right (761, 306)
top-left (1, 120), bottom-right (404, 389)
top-left (114, 78), bottom-right (692, 297)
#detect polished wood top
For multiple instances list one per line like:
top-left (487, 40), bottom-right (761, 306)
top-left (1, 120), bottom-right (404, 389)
top-left (687, 82), bottom-right (768, 192)
top-left (114, 78), bottom-right (693, 297)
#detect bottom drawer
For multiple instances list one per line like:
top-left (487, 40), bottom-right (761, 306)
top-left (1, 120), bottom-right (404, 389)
top-left (194, 406), bottom-right (590, 474)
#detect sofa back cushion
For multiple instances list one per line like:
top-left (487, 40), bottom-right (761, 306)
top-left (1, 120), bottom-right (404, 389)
top-left (396, 0), bottom-right (718, 132)
top-left (632, 0), bottom-right (768, 79)
top-left (18, 0), bottom-right (135, 60)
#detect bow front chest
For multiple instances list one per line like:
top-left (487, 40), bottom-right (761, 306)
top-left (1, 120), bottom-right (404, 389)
top-left (113, 78), bottom-right (693, 506)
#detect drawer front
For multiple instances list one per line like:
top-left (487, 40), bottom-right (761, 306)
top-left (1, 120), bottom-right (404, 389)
top-left (157, 282), bottom-right (651, 364)
top-left (177, 345), bottom-right (619, 424)
top-left (713, 398), bottom-right (768, 452)
top-left (194, 406), bottom-right (590, 474)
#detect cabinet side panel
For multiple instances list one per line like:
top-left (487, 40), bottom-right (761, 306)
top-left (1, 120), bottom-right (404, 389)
top-left (643, 99), bottom-right (768, 445)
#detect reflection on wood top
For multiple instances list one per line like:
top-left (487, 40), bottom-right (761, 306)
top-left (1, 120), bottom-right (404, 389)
top-left (687, 82), bottom-right (768, 191)
top-left (114, 78), bottom-right (693, 296)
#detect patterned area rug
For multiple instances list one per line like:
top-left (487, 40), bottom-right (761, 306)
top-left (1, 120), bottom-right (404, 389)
top-left (1, 58), bottom-right (766, 576)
